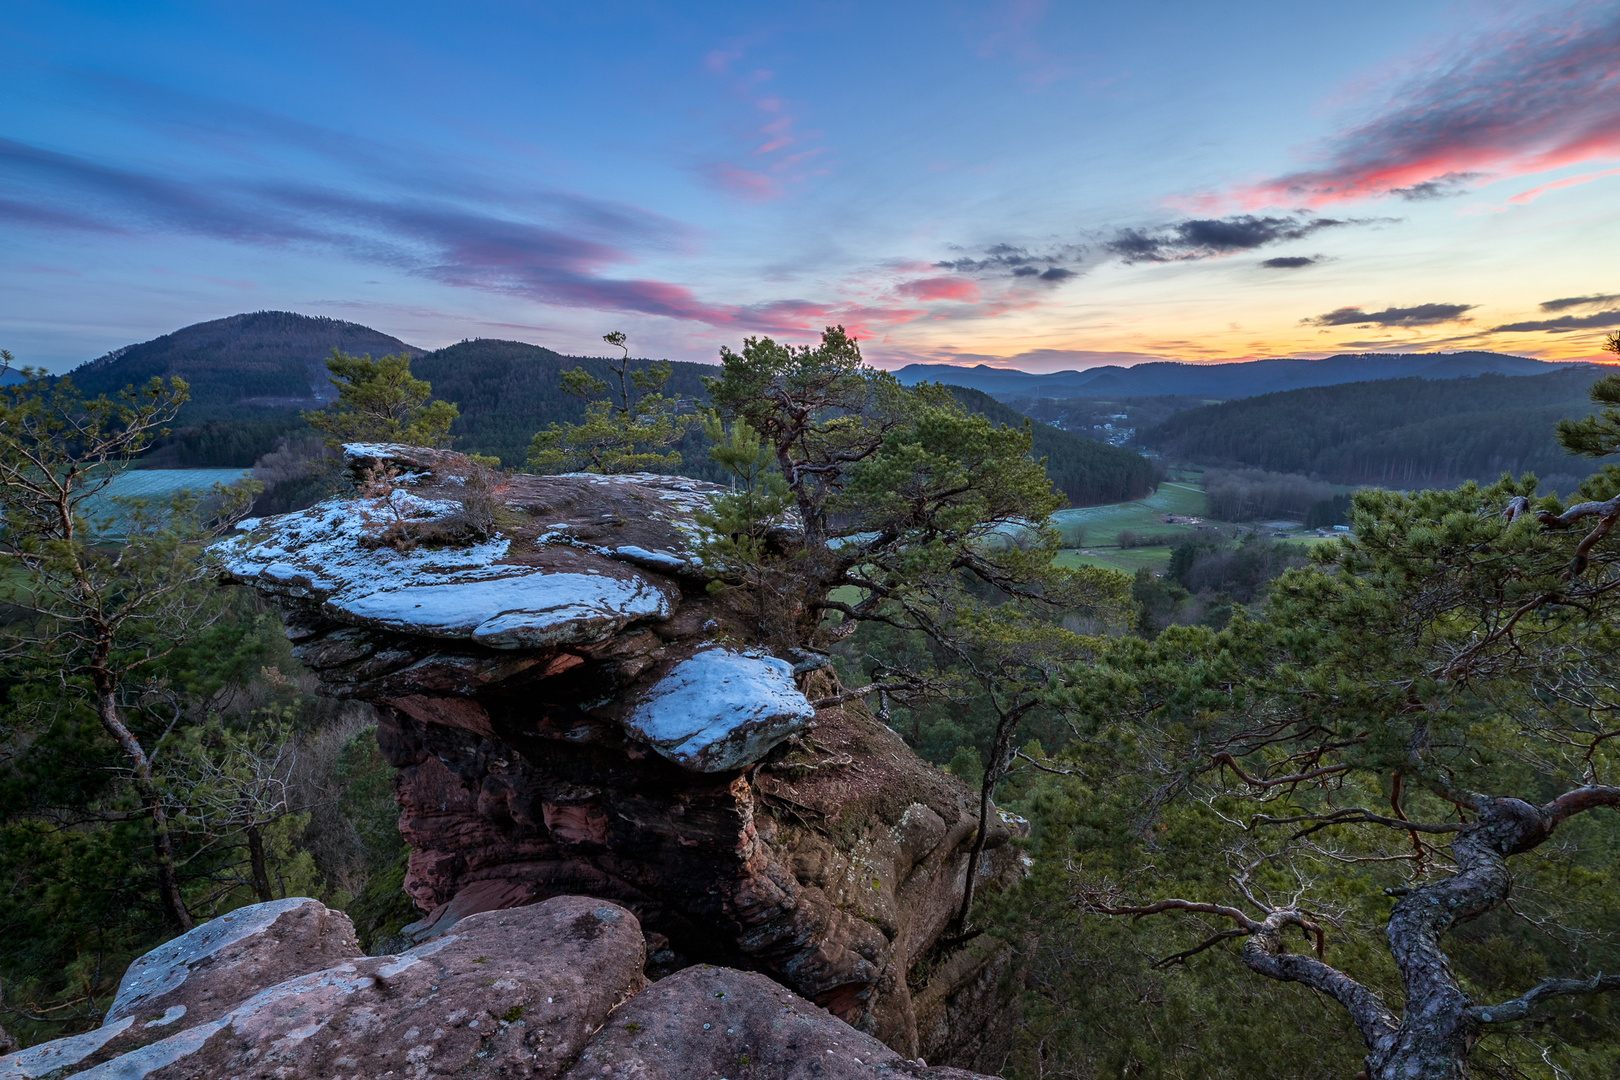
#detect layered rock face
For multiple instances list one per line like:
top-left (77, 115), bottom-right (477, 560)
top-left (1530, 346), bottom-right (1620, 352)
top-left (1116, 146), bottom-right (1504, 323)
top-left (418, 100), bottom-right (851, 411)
top-left (0, 898), bottom-right (995, 1080)
top-left (213, 445), bottom-right (1022, 1061)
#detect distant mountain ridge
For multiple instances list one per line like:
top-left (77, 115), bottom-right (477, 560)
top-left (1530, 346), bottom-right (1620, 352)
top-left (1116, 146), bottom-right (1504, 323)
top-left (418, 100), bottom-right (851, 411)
top-left (68, 311), bottom-right (1155, 508)
top-left (894, 351), bottom-right (1577, 400)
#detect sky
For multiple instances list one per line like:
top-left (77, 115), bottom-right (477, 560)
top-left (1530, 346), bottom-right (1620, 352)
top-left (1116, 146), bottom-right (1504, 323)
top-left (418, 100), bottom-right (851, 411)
top-left (2, 0), bottom-right (1618, 373)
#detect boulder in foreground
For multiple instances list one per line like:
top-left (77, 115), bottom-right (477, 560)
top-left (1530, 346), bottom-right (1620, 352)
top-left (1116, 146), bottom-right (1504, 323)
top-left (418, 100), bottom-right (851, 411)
top-left (0, 897), bottom-right (1001, 1080)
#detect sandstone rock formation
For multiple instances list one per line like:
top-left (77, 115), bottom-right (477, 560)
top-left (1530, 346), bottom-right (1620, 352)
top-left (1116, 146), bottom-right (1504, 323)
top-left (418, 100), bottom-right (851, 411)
top-left (105, 896), bottom-right (363, 1028)
top-left (567, 965), bottom-right (990, 1080)
top-left (0, 898), bottom-right (997, 1080)
top-left (211, 445), bottom-right (1023, 1061)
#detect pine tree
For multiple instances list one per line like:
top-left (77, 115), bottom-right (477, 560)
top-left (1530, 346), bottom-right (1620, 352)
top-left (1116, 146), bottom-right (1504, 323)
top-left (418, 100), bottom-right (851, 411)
top-left (0, 361), bottom-right (257, 932)
top-left (303, 349), bottom-right (458, 450)
top-left (526, 331), bottom-right (698, 474)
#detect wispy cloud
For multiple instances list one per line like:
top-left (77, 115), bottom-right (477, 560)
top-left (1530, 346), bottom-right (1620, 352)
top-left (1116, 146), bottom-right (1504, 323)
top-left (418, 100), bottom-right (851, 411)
top-left (1304, 303), bottom-right (1475, 327)
top-left (0, 136), bottom-right (838, 332)
top-left (1492, 309), bottom-right (1620, 333)
top-left (972, 0), bottom-right (1074, 88)
top-left (934, 242), bottom-right (1081, 279)
top-left (1541, 293), bottom-right (1620, 312)
top-left (1507, 167), bottom-right (1620, 205)
top-left (1232, 4), bottom-right (1620, 207)
top-left (699, 54), bottom-right (827, 202)
top-left (896, 276), bottom-right (982, 302)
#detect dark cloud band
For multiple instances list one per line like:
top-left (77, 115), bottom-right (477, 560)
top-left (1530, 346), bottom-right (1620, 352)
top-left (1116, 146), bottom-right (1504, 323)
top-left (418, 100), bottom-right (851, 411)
top-left (1540, 293), bottom-right (1620, 312)
top-left (1492, 309), bottom-right (1620, 333)
top-left (1305, 303), bottom-right (1475, 327)
top-left (1105, 215), bottom-right (1346, 263)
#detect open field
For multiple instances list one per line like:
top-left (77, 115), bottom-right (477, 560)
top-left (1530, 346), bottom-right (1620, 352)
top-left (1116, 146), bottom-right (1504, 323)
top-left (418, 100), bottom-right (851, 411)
top-left (1049, 482), bottom-right (1208, 575)
top-left (1050, 479), bottom-right (1347, 575)
top-left (1051, 481), bottom-right (1207, 547)
top-left (1056, 545), bottom-right (1175, 574)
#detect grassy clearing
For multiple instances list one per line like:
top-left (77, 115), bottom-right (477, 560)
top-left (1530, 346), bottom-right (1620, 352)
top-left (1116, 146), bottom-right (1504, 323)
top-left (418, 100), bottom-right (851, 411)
top-left (1056, 546), bottom-right (1176, 574)
top-left (1050, 482), bottom-right (1207, 548)
top-left (1047, 482), bottom-right (1210, 576)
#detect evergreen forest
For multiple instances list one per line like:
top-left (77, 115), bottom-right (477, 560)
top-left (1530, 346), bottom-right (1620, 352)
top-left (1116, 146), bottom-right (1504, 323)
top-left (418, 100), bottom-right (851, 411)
top-left (1143, 368), bottom-right (1609, 492)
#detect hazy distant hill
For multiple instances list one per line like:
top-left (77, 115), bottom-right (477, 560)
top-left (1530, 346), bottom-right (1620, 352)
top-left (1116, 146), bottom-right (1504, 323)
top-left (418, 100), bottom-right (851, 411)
top-left (68, 311), bottom-right (422, 417)
top-left (895, 351), bottom-right (1567, 400)
top-left (1143, 368), bottom-right (1609, 491)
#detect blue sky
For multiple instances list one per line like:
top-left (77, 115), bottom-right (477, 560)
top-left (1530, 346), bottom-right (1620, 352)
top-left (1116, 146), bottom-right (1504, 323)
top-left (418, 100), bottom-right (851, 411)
top-left (3, 0), bottom-right (1618, 371)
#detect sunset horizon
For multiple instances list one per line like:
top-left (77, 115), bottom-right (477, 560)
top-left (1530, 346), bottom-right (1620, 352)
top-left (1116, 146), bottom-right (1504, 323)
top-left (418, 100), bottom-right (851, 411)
top-left (5, 1), bottom-right (1618, 372)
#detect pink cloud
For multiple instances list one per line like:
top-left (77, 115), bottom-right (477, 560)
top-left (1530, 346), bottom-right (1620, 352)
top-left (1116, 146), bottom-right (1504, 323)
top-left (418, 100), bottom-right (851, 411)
top-left (896, 276), bottom-right (982, 302)
top-left (974, 0), bottom-right (1072, 88)
top-left (705, 164), bottom-right (781, 202)
top-left (700, 56), bottom-right (826, 202)
top-left (1507, 166), bottom-right (1620, 204)
top-left (703, 48), bottom-right (741, 74)
top-left (1227, 6), bottom-right (1620, 208)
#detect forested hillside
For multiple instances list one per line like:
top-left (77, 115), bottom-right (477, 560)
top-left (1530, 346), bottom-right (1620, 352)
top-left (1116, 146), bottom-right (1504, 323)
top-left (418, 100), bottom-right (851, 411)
top-left (69, 311), bottom-right (420, 416)
top-left (945, 386), bottom-right (1156, 504)
top-left (79, 313), bottom-right (1153, 506)
top-left (410, 338), bottom-right (718, 468)
top-left (1143, 368), bottom-right (1610, 489)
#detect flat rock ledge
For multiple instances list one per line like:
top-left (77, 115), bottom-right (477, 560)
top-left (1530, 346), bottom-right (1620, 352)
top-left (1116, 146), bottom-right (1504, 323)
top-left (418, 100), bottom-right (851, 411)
top-left (0, 897), bottom-right (998, 1080)
top-left (213, 447), bottom-right (1027, 1062)
top-left (214, 444), bottom-right (805, 774)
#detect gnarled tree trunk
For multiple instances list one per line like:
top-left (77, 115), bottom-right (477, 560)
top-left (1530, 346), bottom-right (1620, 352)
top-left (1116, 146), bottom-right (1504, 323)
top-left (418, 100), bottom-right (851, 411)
top-left (1264, 793), bottom-right (1618, 1080)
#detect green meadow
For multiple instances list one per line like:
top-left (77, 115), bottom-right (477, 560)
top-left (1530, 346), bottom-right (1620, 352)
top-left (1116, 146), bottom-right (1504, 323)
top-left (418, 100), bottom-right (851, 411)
top-left (1048, 481), bottom-right (1207, 574)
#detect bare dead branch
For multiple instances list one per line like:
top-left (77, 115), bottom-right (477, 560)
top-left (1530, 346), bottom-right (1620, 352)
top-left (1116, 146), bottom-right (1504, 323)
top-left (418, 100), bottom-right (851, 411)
top-left (1079, 896), bottom-right (1261, 933)
top-left (1469, 973), bottom-right (1620, 1024)
top-left (1153, 928), bottom-right (1251, 967)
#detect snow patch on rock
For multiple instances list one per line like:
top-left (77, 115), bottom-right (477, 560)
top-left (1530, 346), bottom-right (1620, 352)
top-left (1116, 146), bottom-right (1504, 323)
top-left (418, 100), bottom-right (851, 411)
top-left (625, 648), bottom-right (815, 772)
top-left (107, 896), bottom-right (317, 1025)
top-left (215, 493), bottom-right (669, 648)
top-left (0, 1017), bottom-right (133, 1080)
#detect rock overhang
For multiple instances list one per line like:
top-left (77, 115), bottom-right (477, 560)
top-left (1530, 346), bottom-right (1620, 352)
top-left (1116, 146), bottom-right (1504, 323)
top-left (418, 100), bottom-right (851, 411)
top-left (214, 445), bottom-right (814, 772)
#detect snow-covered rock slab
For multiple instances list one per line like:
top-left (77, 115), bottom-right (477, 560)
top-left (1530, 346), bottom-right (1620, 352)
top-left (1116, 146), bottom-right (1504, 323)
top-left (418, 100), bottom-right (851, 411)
top-left (341, 570), bottom-right (669, 647)
top-left (0, 899), bottom-right (363, 1080)
top-left (625, 647), bottom-right (816, 772)
top-left (215, 489), bottom-right (671, 648)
